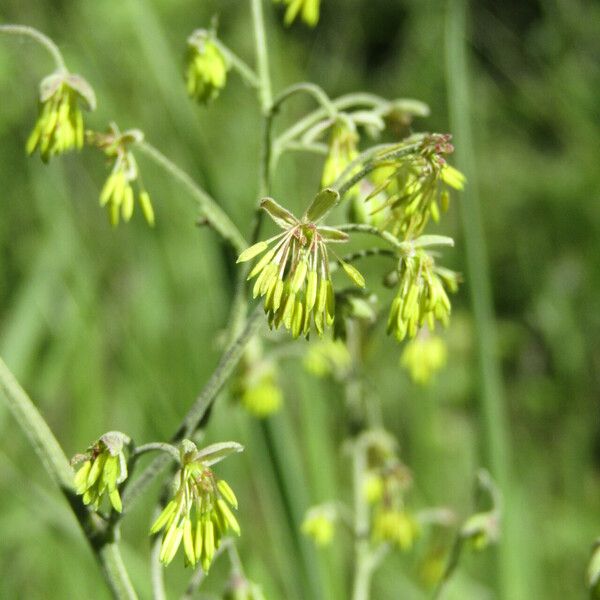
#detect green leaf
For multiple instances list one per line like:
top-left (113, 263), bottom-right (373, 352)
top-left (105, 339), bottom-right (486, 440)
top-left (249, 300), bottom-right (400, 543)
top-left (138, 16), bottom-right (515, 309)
top-left (304, 188), bottom-right (339, 222)
top-left (260, 198), bottom-right (298, 229)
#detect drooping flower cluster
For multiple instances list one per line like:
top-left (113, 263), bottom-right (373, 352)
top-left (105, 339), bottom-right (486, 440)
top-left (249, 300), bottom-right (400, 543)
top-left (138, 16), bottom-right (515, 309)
top-left (151, 440), bottom-right (242, 570)
top-left (237, 190), bottom-right (365, 338)
top-left (321, 119), bottom-right (359, 190)
top-left (387, 249), bottom-right (459, 342)
top-left (276, 0), bottom-right (321, 27)
top-left (185, 30), bottom-right (228, 105)
top-left (400, 333), bottom-right (448, 385)
top-left (27, 71), bottom-right (96, 162)
top-left (366, 134), bottom-right (465, 238)
top-left (88, 125), bottom-right (155, 226)
top-left (73, 431), bottom-right (130, 513)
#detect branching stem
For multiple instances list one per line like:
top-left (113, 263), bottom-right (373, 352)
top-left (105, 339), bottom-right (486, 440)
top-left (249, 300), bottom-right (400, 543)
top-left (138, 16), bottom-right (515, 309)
top-left (135, 141), bottom-right (247, 253)
top-left (211, 38), bottom-right (260, 88)
top-left (122, 306), bottom-right (263, 511)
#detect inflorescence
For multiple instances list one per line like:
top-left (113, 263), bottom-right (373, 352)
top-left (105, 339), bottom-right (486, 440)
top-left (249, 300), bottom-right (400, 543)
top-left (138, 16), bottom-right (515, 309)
top-left (151, 440), bottom-right (241, 571)
top-left (237, 191), bottom-right (365, 338)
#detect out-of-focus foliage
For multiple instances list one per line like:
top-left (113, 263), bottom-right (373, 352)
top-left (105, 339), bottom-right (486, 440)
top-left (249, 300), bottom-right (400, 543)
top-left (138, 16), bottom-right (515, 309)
top-left (0, 0), bottom-right (599, 598)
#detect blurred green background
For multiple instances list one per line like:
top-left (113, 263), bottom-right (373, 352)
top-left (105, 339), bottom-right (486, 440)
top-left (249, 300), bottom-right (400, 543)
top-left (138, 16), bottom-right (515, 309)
top-left (1, 0), bottom-right (599, 598)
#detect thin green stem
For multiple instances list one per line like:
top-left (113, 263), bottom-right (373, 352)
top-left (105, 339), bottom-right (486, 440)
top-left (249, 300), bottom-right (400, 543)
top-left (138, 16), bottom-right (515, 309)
top-left (0, 356), bottom-right (74, 491)
top-left (281, 140), bottom-right (328, 155)
top-left (271, 82), bottom-right (337, 119)
top-left (122, 306), bottom-right (263, 511)
top-left (333, 139), bottom-right (424, 199)
top-left (250, 0), bottom-right (272, 113)
top-left (336, 247), bottom-right (396, 266)
top-left (0, 357), bottom-right (138, 599)
top-left (211, 38), bottom-right (260, 89)
top-left (133, 442), bottom-right (180, 463)
top-left (99, 543), bottom-right (139, 600)
top-left (351, 441), bottom-right (372, 600)
top-left (150, 530), bottom-right (167, 600)
top-left (0, 24), bottom-right (67, 72)
top-left (275, 93), bottom-right (390, 152)
top-left (135, 141), bottom-right (247, 253)
top-left (334, 223), bottom-right (403, 249)
top-left (226, 540), bottom-right (245, 578)
top-left (445, 0), bottom-right (515, 597)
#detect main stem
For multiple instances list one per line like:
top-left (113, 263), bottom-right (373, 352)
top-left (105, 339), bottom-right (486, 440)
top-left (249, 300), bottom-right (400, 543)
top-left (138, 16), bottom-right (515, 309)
top-left (351, 441), bottom-right (372, 600)
top-left (0, 357), bottom-right (137, 599)
top-left (250, 0), bottom-right (272, 114)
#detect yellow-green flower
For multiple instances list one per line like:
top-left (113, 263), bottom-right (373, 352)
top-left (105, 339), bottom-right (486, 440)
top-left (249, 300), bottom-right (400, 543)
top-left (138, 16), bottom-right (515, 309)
top-left (151, 440), bottom-right (242, 570)
top-left (233, 338), bottom-right (283, 418)
top-left (362, 471), bottom-right (385, 504)
top-left (239, 364), bottom-right (283, 418)
top-left (89, 125), bottom-right (155, 226)
top-left (303, 338), bottom-right (351, 378)
top-left (321, 120), bottom-right (359, 190)
top-left (186, 30), bottom-right (228, 105)
top-left (461, 511), bottom-right (499, 551)
top-left (301, 506), bottom-right (335, 546)
top-left (387, 249), bottom-right (459, 342)
top-left (366, 134), bottom-right (465, 238)
top-left (372, 507), bottom-right (419, 550)
top-left (400, 334), bottom-right (447, 385)
top-left (73, 431), bottom-right (130, 513)
top-left (27, 72), bottom-right (96, 162)
top-left (237, 190), bottom-right (365, 338)
top-left (277, 0), bottom-right (321, 27)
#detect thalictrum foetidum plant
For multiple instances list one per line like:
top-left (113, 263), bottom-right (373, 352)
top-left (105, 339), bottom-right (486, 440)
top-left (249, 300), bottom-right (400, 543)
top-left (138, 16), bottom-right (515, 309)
top-left (0, 5), bottom-right (499, 599)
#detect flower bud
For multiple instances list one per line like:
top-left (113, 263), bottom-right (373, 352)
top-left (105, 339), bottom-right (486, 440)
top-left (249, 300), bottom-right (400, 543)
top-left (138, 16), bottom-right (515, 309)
top-left (400, 334), bottom-right (447, 385)
top-left (278, 0), bottom-right (321, 27)
top-left (301, 506), bottom-right (335, 546)
top-left (186, 30), bottom-right (228, 105)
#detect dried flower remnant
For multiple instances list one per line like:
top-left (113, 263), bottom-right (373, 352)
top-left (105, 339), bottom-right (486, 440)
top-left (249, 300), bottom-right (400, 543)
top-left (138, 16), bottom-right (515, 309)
top-left (366, 134), bottom-right (465, 238)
